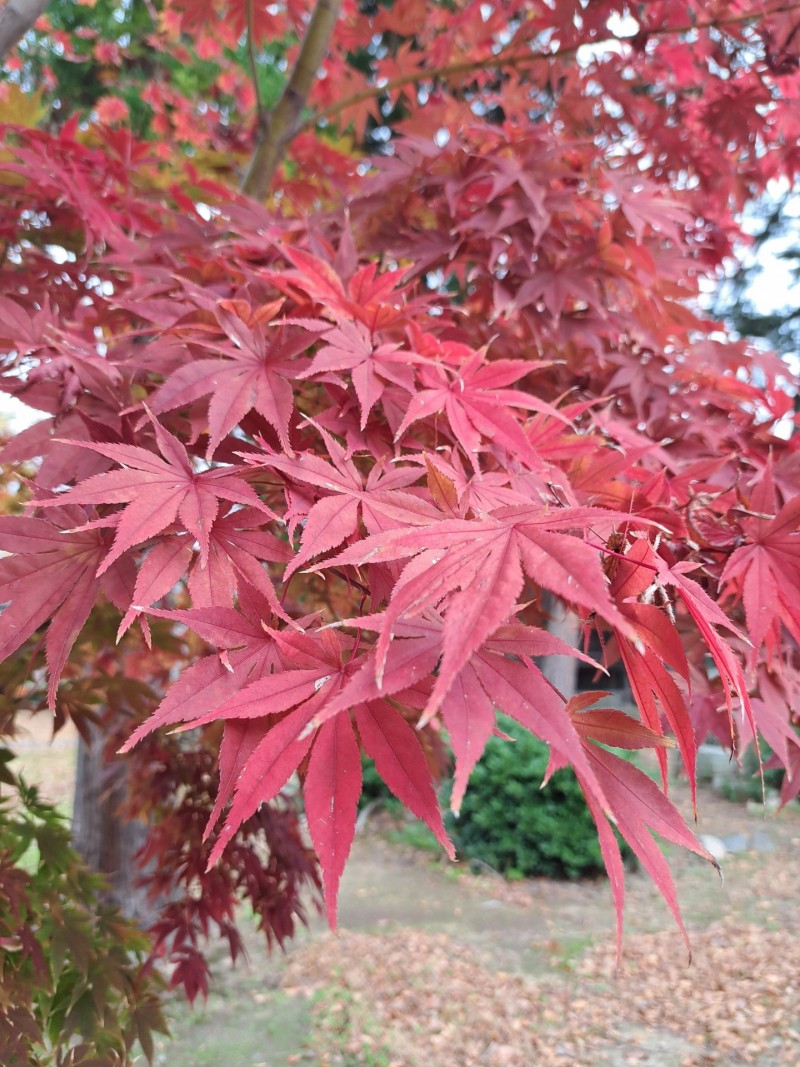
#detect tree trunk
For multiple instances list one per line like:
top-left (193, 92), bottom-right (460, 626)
top-left (540, 594), bottom-right (580, 700)
top-left (71, 721), bottom-right (155, 927)
top-left (0, 0), bottom-right (50, 61)
top-left (241, 0), bottom-right (343, 198)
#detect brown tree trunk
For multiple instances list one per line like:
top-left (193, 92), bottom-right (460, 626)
top-left (241, 0), bottom-right (342, 198)
top-left (71, 722), bottom-right (155, 927)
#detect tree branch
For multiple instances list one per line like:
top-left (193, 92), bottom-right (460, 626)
top-left (241, 0), bottom-right (342, 201)
top-left (307, 0), bottom-right (800, 130)
top-left (245, 0), bottom-right (266, 129)
top-left (0, 0), bottom-right (50, 61)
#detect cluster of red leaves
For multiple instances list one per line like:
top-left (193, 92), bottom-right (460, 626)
top-left (14, 1), bottom-right (800, 197)
top-left (3, 0), bottom-right (800, 970)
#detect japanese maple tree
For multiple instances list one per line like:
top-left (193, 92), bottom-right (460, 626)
top-left (2, 0), bottom-right (800, 1008)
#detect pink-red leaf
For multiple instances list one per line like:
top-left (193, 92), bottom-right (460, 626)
top-left (571, 707), bottom-right (677, 751)
top-left (440, 663), bottom-right (496, 814)
top-left (304, 712), bottom-right (362, 928)
top-left (208, 699), bottom-right (320, 865)
top-left (355, 700), bottom-right (454, 858)
top-left (580, 744), bottom-right (717, 956)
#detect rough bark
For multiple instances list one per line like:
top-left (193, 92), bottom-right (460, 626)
top-left (0, 0), bottom-right (49, 61)
top-left (72, 722), bottom-right (155, 927)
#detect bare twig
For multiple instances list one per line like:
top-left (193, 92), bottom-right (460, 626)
top-left (329, 567), bottom-right (370, 598)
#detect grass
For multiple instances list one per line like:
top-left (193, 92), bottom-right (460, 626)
top-left (152, 985), bottom-right (314, 1067)
top-left (385, 819), bottom-right (442, 855)
top-left (311, 984), bottom-right (394, 1066)
top-left (548, 933), bottom-right (596, 972)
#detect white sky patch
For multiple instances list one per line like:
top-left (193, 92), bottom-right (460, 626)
top-left (577, 11), bottom-right (639, 64)
top-left (738, 196), bottom-right (800, 323)
top-left (0, 394), bottom-right (44, 433)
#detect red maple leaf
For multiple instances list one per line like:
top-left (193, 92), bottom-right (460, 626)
top-left (149, 301), bottom-right (307, 456)
top-left (303, 710), bottom-right (362, 927)
top-left (130, 616), bottom-right (452, 922)
top-left (272, 248), bottom-right (410, 333)
top-left (394, 335), bottom-right (562, 470)
top-left (605, 538), bottom-right (697, 803)
top-left (551, 691), bottom-right (718, 956)
top-left (32, 416), bottom-right (275, 573)
top-left (318, 504), bottom-right (640, 715)
top-left (317, 611), bottom-right (609, 816)
top-left (656, 556), bottom-right (753, 744)
top-left (120, 590), bottom-right (294, 752)
top-left (0, 509), bottom-right (136, 705)
top-left (576, 742), bottom-right (717, 959)
top-left (186, 505), bottom-right (293, 612)
top-left (721, 495), bottom-right (800, 653)
top-left (243, 422), bottom-right (424, 578)
top-left (297, 319), bottom-right (418, 429)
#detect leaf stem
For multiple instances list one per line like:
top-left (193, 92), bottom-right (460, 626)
top-left (329, 567), bottom-right (370, 597)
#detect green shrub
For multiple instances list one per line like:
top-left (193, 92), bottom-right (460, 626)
top-left (357, 720), bottom-right (630, 881)
top-left (359, 755), bottom-right (400, 813)
top-left (445, 718), bottom-right (610, 880)
top-left (0, 747), bottom-right (167, 1066)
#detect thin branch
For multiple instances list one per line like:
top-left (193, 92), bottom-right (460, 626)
top-left (307, 0), bottom-right (800, 130)
top-left (245, 0), bottom-right (266, 128)
top-left (0, 0), bottom-right (50, 61)
top-left (329, 567), bottom-right (370, 597)
top-left (241, 0), bottom-right (343, 201)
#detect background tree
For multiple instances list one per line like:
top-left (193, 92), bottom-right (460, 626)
top-left (2, 1), bottom-right (800, 1036)
top-left (714, 187), bottom-right (800, 361)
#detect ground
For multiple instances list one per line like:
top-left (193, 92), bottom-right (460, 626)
top-left (8, 713), bottom-right (800, 1066)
